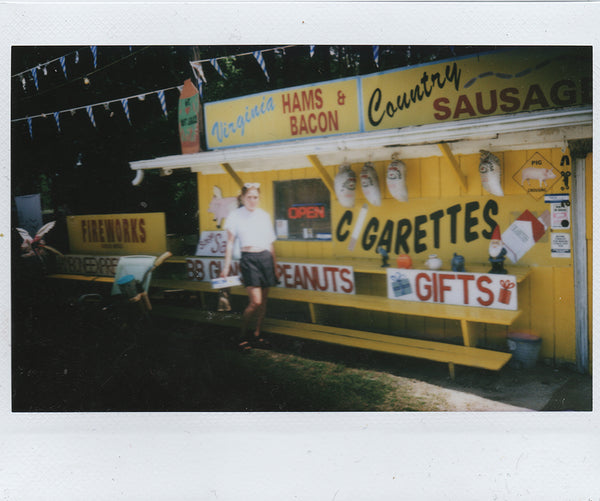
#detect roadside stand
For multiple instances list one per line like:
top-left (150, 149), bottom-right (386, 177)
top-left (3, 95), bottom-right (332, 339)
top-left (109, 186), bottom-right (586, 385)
top-left (48, 46), bottom-right (592, 378)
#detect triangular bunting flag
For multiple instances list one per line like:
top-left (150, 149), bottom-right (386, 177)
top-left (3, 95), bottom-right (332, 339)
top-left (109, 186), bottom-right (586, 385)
top-left (309, 45), bottom-right (315, 58)
top-left (190, 61), bottom-right (207, 83)
top-left (121, 98), bottom-right (132, 125)
top-left (210, 58), bottom-right (226, 79)
top-left (31, 67), bottom-right (39, 90)
top-left (27, 117), bottom-right (33, 139)
top-left (86, 105), bottom-right (97, 127)
top-left (253, 51), bottom-right (269, 82)
top-left (373, 45), bottom-right (380, 68)
top-left (90, 46), bottom-right (98, 69)
top-left (59, 56), bottom-right (68, 79)
top-left (157, 90), bottom-right (168, 117)
top-left (53, 111), bottom-right (61, 132)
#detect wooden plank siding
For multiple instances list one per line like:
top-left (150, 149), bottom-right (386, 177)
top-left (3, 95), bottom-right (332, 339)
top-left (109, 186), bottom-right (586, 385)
top-left (194, 145), bottom-right (579, 362)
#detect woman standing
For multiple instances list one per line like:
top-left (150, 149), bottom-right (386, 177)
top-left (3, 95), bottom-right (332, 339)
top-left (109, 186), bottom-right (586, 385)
top-left (221, 183), bottom-right (280, 351)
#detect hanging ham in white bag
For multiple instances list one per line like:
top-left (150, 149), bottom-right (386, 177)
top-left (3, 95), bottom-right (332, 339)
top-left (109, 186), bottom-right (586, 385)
top-left (334, 163), bottom-right (357, 208)
top-left (360, 161), bottom-right (382, 206)
top-left (386, 154), bottom-right (408, 202)
top-left (479, 150), bottom-right (504, 196)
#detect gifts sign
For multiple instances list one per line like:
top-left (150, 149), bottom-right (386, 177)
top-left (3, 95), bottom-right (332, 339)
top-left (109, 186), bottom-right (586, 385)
top-left (387, 269), bottom-right (518, 310)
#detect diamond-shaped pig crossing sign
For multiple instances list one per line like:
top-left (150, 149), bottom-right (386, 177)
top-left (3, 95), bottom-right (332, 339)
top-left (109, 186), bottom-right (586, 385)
top-left (513, 152), bottom-right (561, 200)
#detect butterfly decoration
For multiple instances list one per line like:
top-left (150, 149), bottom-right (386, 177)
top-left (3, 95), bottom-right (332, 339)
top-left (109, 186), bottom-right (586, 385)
top-left (16, 221), bottom-right (63, 260)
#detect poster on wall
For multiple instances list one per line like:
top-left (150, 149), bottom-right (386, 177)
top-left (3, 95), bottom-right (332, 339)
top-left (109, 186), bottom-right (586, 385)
top-left (551, 202), bottom-right (571, 230)
top-left (551, 232), bottom-right (571, 258)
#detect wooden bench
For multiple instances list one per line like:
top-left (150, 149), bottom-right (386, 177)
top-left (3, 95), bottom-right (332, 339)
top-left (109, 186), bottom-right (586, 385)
top-left (152, 304), bottom-right (512, 379)
top-left (47, 272), bottom-right (518, 378)
top-left (150, 278), bottom-right (521, 348)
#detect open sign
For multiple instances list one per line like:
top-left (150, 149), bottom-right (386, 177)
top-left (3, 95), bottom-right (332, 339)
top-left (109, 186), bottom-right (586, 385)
top-left (287, 204), bottom-right (326, 220)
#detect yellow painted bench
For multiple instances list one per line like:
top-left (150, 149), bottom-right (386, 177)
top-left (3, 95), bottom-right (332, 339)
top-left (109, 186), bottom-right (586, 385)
top-left (152, 304), bottom-right (512, 379)
top-left (47, 273), bottom-right (518, 378)
top-left (150, 278), bottom-right (521, 349)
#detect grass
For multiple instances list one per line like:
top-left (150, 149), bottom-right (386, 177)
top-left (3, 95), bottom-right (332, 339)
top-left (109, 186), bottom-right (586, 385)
top-left (12, 296), bottom-right (445, 411)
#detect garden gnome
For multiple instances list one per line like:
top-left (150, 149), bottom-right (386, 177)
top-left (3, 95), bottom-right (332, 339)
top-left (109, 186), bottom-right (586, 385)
top-left (488, 225), bottom-right (508, 274)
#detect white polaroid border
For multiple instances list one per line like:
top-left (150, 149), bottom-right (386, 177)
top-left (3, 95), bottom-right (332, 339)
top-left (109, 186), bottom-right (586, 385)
top-left (1, 2), bottom-right (599, 499)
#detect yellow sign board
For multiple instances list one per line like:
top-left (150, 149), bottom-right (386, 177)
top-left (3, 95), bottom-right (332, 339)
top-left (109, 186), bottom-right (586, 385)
top-left (66, 212), bottom-right (167, 255)
top-left (204, 78), bottom-right (360, 148)
top-left (360, 46), bottom-right (591, 131)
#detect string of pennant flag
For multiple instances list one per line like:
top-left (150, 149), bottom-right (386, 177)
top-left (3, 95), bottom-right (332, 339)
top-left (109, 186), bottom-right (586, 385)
top-left (13, 45), bottom-right (139, 94)
top-left (15, 84), bottom-right (178, 139)
top-left (13, 45), bottom-right (383, 139)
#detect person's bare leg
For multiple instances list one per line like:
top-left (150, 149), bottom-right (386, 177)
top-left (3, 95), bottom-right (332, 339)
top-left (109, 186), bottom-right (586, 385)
top-left (240, 286), bottom-right (263, 347)
top-left (253, 287), bottom-right (269, 338)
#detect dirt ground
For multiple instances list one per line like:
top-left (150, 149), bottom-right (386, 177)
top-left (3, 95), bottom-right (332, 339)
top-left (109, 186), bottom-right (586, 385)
top-left (263, 332), bottom-right (593, 412)
top-left (11, 275), bottom-right (593, 412)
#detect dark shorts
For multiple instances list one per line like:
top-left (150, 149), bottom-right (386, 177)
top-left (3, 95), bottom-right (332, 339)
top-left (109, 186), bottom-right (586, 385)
top-left (240, 250), bottom-right (278, 288)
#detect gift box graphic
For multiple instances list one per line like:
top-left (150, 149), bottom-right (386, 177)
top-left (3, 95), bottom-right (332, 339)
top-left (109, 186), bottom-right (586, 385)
top-left (391, 272), bottom-right (412, 297)
top-left (498, 279), bottom-right (516, 305)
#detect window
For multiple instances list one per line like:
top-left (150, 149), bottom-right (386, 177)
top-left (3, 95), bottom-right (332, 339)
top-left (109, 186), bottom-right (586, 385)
top-left (273, 178), bottom-right (332, 240)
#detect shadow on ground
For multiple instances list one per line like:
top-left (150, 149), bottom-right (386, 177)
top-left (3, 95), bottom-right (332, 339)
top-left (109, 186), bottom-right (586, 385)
top-left (11, 278), bottom-right (592, 413)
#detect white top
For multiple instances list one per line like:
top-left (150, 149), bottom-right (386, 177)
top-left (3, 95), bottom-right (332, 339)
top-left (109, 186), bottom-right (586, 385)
top-left (224, 206), bottom-right (276, 249)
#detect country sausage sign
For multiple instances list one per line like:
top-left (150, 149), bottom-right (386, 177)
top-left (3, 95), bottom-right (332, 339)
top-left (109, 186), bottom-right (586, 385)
top-left (202, 47), bottom-right (590, 148)
top-left (387, 269), bottom-right (518, 310)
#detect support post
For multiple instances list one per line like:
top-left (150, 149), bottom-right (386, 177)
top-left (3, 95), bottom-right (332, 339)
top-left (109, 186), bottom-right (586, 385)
top-left (438, 143), bottom-right (468, 191)
top-left (307, 154), bottom-right (335, 194)
top-left (448, 362), bottom-right (456, 380)
top-left (460, 319), bottom-right (477, 347)
top-left (220, 162), bottom-right (244, 189)
top-left (308, 303), bottom-right (318, 324)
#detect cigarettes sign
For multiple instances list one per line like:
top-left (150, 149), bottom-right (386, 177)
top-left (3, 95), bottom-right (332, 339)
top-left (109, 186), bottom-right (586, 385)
top-left (387, 269), bottom-right (518, 310)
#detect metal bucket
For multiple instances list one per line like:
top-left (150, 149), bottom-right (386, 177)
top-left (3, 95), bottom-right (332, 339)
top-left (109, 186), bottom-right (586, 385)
top-left (116, 274), bottom-right (140, 298)
top-left (507, 332), bottom-right (542, 369)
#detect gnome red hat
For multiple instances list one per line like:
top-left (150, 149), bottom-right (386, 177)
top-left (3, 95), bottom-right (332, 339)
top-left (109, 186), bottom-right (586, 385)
top-left (489, 224), bottom-right (504, 258)
top-left (491, 224), bottom-right (501, 241)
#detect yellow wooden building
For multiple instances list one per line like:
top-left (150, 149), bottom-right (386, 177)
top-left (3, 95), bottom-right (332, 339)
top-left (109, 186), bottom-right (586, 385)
top-left (122, 47), bottom-right (593, 373)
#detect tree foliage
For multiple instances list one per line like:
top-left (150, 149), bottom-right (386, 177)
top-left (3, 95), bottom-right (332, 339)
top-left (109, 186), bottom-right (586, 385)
top-left (11, 45), bottom-right (496, 234)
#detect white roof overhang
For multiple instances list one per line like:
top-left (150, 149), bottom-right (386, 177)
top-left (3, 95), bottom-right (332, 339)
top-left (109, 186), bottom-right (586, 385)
top-left (129, 106), bottom-right (592, 180)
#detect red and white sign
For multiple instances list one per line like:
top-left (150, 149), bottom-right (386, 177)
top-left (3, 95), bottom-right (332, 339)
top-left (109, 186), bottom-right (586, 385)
top-left (186, 258), bottom-right (355, 294)
top-left (386, 269), bottom-right (518, 310)
top-left (277, 262), bottom-right (355, 294)
top-left (502, 209), bottom-right (550, 263)
top-left (195, 231), bottom-right (228, 257)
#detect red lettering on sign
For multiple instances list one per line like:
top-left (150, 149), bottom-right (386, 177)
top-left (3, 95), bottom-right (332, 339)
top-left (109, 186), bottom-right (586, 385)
top-left (415, 272), bottom-right (432, 301)
top-left (456, 274), bottom-right (476, 304)
top-left (438, 273), bottom-right (455, 303)
top-left (476, 276), bottom-right (494, 306)
top-left (288, 206), bottom-right (326, 219)
top-left (340, 268), bottom-right (354, 294)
